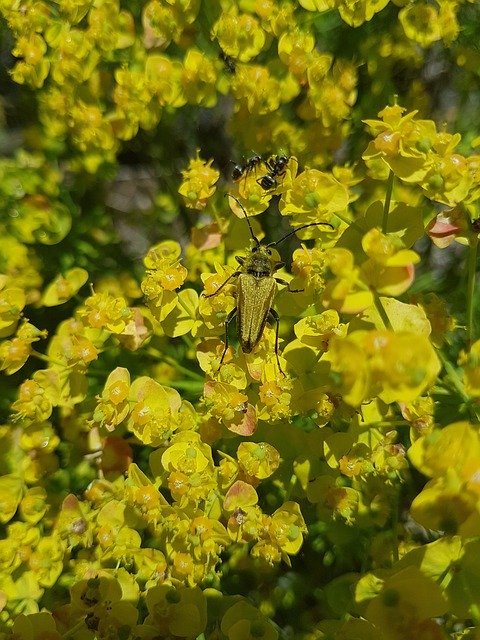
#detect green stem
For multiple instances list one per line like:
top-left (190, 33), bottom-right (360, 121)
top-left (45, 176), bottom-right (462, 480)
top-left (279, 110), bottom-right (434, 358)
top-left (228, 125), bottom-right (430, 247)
top-left (466, 231), bottom-right (478, 348)
top-left (382, 170), bottom-right (394, 234)
top-left (455, 569), bottom-right (480, 623)
top-left (436, 349), bottom-right (480, 422)
top-left (181, 333), bottom-right (196, 350)
top-left (176, 290), bottom-right (195, 315)
top-left (163, 357), bottom-right (204, 382)
top-left (145, 349), bottom-right (204, 382)
top-left (470, 602), bottom-right (480, 625)
top-left (390, 484), bottom-right (400, 563)
top-left (30, 349), bottom-right (70, 368)
top-left (373, 292), bottom-right (392, 330)
top-left (167, 380), bottom-right (204, 394)
top-left (62, 619), bottom-right (88, 638)
top-left (283, 474), bottom-right (297, 501)
top-left (334, 211), bottom-right (365, 235)
top-left (437, 349), bottom-right (468, 401)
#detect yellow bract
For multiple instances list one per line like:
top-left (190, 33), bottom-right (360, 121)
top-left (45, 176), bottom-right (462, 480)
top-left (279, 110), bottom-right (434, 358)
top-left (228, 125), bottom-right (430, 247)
top-left (211, 11), bottom-right (266, 62)
top-left (41, 268), bottom-right (88, 307)
top-left (178, 151), bottom-right (220, 210)
top-left (365, 566), bottom-right (447, 639)
top-left (237, 441), bottom-right (280, 479)
top-left (460, 339), bottom-right (480, 396)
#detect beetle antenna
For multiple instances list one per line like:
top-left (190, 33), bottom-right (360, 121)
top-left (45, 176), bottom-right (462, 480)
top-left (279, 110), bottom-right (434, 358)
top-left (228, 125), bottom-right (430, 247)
top-left (270, 221), bottom-right (334, 247)
top-left (225, 193), bottom-right (261, 247)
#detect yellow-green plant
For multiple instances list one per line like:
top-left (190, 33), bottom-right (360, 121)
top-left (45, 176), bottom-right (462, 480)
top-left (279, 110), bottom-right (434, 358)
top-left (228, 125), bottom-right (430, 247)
top-left (1, 1), bottom-right (480, 639)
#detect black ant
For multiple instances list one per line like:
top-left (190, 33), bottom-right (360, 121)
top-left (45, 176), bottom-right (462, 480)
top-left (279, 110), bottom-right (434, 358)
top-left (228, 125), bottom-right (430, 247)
top-left (256, 155), bottom-right (289, 191)
top-left (231, 154), bottom-right (263, 182)
top-left (219, 50), bottom-right (236, 74)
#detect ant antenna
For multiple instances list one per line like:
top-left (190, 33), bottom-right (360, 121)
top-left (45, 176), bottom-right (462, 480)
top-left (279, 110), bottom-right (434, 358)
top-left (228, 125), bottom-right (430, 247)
top-left (225, 193), bottom-right (261, 247)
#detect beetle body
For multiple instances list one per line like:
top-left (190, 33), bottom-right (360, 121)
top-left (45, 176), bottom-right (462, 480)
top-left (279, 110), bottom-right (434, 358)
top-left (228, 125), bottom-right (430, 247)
top-left (204, 194), bottom-right (333, 375)
top-left (237, 274), bottom-right (276, 353)
top-left (235, 245), bottom-right (283, 353)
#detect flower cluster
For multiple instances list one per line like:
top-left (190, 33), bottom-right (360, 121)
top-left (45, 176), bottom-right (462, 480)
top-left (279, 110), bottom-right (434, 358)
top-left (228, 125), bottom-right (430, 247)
top-left (178, 152), bottom-right (220, 210)
top-left (363, 105), bottom-right (480, 206)
top-left (1, 0), bottom-right (480, 639)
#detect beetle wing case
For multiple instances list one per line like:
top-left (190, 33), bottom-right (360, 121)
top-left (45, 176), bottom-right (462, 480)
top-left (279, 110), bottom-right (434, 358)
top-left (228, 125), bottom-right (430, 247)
top-left (236, 274), bottom-right (276, 353)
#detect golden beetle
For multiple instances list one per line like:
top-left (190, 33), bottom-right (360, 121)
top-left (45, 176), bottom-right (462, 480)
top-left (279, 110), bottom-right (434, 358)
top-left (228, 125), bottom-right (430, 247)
top-left (205, 195), bottom-right (333, 375)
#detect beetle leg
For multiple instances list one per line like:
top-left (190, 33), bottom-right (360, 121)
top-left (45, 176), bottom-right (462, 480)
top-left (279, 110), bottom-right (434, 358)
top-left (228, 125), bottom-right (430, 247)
top-left (275, 277), bottom-right (304, 294)
top-left (269, 308), bottom-right (285, 377)
top-left (218, 306), bottom-right (237, 369)
top-left (204, 271), bottom-right (240, 298)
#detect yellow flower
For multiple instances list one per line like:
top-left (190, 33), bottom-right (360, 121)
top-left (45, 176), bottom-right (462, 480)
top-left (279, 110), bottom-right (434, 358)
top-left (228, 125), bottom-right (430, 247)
top-left (182, 49), bottom-right (218, 107)
top-left (369, 568), bottom-right (447, 636)
top-left (268, 501), bottom-right (307, 556)
top-left (11, 378), bottom-right (53, 422)
top-left (178, 151), bottom-right (219, 209)
top-left (0, 286), bottom-right (26, 338)
top-left (237, 442), bottom-right (280, 480)
top-left (211, 11), bottom-right (266, 62)
top-left (144, 585), bottom-right (207, 638)
top-left (399, 2), bottom-right (442, 47)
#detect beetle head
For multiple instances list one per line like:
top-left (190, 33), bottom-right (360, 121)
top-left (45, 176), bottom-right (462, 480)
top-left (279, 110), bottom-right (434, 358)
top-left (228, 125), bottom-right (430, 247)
top-left (238, 243), bottom-right (283, 277)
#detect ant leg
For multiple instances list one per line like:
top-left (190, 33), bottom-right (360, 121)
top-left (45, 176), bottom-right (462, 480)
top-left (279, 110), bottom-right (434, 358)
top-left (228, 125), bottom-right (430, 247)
top-left (269, 308), bottom-right (285, 377)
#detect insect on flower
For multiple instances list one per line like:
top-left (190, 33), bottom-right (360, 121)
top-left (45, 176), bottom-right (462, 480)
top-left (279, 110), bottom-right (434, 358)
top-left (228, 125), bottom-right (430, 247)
top-left (219, 50), bottom-right (236, 74)
top-left (204, 194), bottom-right (334, 375)
top-left (231, 154), bottom-right (264, 182)
top-left (257, 155), bottom-right (289, 191)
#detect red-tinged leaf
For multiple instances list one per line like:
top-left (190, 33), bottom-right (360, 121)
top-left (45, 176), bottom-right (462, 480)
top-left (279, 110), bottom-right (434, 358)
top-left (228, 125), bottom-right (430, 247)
top-left (224, 480), bottom-right (258, 511)
top-left (228, 403), bottom-right (256, 435)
